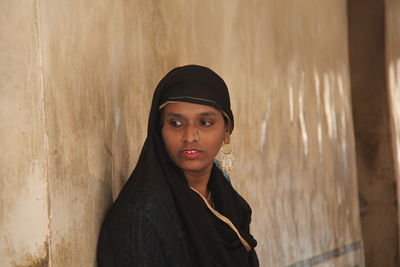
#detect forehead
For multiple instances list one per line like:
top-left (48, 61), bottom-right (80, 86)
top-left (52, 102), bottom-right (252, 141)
top-left (162, 102), bottom-right (221, 117)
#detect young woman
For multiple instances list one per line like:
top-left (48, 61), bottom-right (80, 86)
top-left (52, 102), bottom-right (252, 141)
top-left (97, 65), bottom-right (259, 266)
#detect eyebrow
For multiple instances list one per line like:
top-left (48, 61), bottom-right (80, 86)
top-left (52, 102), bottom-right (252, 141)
top-left (164, 111), bottom-right (218, 117)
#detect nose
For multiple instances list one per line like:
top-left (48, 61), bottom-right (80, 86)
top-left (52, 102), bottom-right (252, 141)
top-left (182, 124), bottom-right (199, 143)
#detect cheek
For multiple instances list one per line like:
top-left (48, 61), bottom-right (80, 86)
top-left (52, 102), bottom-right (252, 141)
top-left (207, 132), bottom-right (225, 155)
top-left (161, 129), bottom-right (178, 153)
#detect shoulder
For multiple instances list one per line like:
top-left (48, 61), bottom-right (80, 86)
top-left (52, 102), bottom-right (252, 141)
top-left (98, 195), bottom-right (170, 266)
top-left (98, 177), bottom-right (195, 266)
top-left (109, 177), bottom-right (176, 228)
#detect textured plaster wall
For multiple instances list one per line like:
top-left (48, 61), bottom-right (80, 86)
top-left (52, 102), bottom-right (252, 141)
top-left (239, 2), bottom-right (363, 265)
top-left (1, 0), bottom-right (363, 266)
top-left (0, 1), bottom-right (50, 266)
top-left (386, 0), bottom-right (400, 251)
top-left (38, 1), bottom-right (161, 265)
top-left (348, 0), bottom-right (399, 265)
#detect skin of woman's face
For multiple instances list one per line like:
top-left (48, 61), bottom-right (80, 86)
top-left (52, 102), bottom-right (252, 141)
top-left (161, 102), bottom-right (230, 179)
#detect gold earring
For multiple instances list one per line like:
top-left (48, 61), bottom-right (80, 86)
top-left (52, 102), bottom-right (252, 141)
top-left (220, 142), bottom-right (234, 175)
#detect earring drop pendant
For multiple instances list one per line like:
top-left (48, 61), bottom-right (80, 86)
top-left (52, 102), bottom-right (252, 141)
top-left (220, 143), bottom-right (234, 175)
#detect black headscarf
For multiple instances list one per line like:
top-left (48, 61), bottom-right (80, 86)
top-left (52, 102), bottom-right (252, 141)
top-left (98, 65), bottom-right (258, 267)
top-left (157, 65), bottom-right (234, 132)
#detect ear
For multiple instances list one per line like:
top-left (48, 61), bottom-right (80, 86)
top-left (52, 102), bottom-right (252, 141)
top-left (223, 131), bottom-right (230, 144)
top-left (223, 119), bottom-right (232, 143)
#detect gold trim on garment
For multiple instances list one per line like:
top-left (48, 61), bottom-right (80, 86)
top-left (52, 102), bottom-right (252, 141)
top-left (190, 187), bottom-right (252, 252)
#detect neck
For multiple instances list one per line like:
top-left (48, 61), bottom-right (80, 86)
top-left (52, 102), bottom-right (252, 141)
top-left (184, 167), bottom-right (212, 198)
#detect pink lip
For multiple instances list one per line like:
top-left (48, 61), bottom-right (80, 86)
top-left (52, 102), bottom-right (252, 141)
top-left (181, 149), bottom-right (201, 160)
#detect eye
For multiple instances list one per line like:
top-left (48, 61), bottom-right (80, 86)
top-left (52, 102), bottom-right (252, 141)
top-left (199, 119), bottom-right (213, 127)
top-left (169, 120), bottom-right (183, 127)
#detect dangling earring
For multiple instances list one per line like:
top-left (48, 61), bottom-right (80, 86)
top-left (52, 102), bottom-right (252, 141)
top-left (220, 142), bottom-right (234, 175)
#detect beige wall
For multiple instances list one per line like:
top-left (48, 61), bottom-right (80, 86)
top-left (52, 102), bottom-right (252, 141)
top-left (0, 1), bottom-right (50, 266)
top-left (1, 0), bottom-right (364, 266)
top-left (347, 0), bottom-right (398, 265)
top-left (386, 0), bottom-right (400, 251)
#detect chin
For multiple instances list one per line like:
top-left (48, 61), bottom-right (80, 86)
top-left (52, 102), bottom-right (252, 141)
top-left (181, 163), bottom-right (211, 174)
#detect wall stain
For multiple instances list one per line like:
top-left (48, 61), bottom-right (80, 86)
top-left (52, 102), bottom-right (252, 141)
top-left (13, 258), bottom-right (47, 267)
top-left (12, 242), bottom-right (48, 267)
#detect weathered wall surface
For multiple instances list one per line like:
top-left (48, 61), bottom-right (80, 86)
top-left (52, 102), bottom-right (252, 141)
top-left (386, 0), bottom-right (400, 253)
top-left (348, 0), bottom-right (399, 265)
top-left (1, 0), bottom-right (363, 266)
top-left (37, 1), bottom-right (165, 265)
top-left (232, 1), bottom-right (363, 265)
top-left (0, 1), bottom-right (49, 266)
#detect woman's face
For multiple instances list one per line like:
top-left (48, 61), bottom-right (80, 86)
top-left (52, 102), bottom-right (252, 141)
top-left (161, 102), bottom-right (230, 178)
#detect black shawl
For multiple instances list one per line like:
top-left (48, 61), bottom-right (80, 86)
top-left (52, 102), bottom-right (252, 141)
top-left (97, 65), bottom-right (258, 267)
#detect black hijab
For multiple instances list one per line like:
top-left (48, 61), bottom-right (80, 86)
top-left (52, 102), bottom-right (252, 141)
top-left (99, 65), bottom-right (258, 267)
